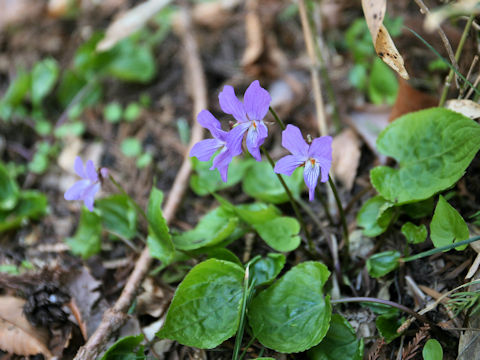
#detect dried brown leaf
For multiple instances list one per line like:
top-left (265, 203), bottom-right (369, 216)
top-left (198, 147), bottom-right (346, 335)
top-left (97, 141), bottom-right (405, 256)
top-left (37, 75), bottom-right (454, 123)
top-left (445, 99), bottom-right (480, 119)
top-left (96, 0), bottom-right (172, 51)
top-left (361, 0), bottom-right (409, 80)
top-left (0, 296), bottom-right (52, 359)
top-left (332, 128), bottom-right (361, 191)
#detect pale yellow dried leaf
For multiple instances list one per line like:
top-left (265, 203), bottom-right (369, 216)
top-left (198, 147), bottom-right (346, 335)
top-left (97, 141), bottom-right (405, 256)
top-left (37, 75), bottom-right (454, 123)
top-left (0, 296), bottom-right (52, 359)
top-left (332, 128), bottom-right (361, 191)
top-left (445, 99), bottom-right (480, 119)
top-left (425, 0), bottom-right (480, 32)
top-left (361, 0), bottom-right (409, 80)
top-left (97, 0), bottom-right (172, 51)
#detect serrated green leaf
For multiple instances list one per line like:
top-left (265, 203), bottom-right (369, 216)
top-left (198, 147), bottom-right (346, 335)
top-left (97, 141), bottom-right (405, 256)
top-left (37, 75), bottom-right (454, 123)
top-left (157, 259), bottom-right (245, 348)
top-left (254, 217), bottom-right (301, 252)
top-left (0, 162), bottom-right (19, 211)
top-left (96, 194), bottom-right (137, 240)
top-left (0, 191), bottom-right (47, 233)
top-left (66, 208), bottom-right (102, 259)
top-left (250, 253), bottom-right (286, 286)
top-left (366, 251), bottom-right (401, 278)
top-left (357, 196), bottom-right (395, 237)
top-left (147, 187), bottom-right (174, 263)
top-left (430, 195), bottom-right (469, 250)
top-left (31, 58), bottom-right (59, 105)
top-left (243, 161), bottom-right (303, 204)
top-left (423, 339), bottom-right (443, 360)
top-left (371, 108), bottom-right (480, 204)
top-left (307, 314), bottom-right (364, 360)
top-left (100, 334), bottom-right (145, 360)
top-left (401, 222), bottom-right (427, 244)
top-left (248, 262), bottom-right (331, 353)
top-left (173, 207), bottom-right (239, 251)
top-left (190, 157), bottom-right (253, 196)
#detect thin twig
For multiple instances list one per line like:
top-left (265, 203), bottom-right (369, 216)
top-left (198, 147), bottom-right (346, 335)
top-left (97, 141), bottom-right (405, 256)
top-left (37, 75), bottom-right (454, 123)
top-left (459, 55), bottom-right (478, 98)
top-left (72, 7), bottom-right (206, 359)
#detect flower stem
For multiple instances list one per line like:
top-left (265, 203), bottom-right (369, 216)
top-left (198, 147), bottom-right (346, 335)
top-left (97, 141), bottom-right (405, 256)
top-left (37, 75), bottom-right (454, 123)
top-left (269, 107), bottom-right (285, 130)
top-left (233, 265), bottom-right (253, 360)
top-left (330, 297), bottom-right (437, 329)
top-left (402, 235), bottom-right (480, 263)
top-left (439, 14), bottom-right (475, 107)
top-left (261, 147), bottom-right (314, 252)
top-left (328, 176), bottom-right (349, 260)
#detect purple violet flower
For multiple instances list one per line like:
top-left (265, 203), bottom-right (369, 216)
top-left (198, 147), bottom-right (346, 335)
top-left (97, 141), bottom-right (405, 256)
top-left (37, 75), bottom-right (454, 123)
top-left (274, 124), bottom-right (332, 202)
top-left (190, 110), bottom-right (233, 182)
top-left (219, 80), bottom-right (271, 161)
top-left (64, 157), bottom-right (108, 211)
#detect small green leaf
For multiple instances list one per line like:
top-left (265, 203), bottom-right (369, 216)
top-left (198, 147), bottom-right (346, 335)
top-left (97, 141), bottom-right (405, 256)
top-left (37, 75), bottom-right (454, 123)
top-left (0, 162), bottom-right (19, 211)
top-left (368, 58), bottom-right (398, 105)
top-left (202, 247), bottom-right (242, 266)
top-left (254, 217), bottom-right (301, 252)
top-left (136, 153), bottom-right (152, 169)
top-left (104, 102), bottom-right (123, 123)
top-left (248, 262), bottom-right (331, 353)
top-left (190, 157), bottom-right (252, 196)
top-left (31, 58), bottom-right (59, 105)
top-left (54, 122), bottom-right (85, 138)
top-left (375, 311), bottom-right (403, 343)
top-left (28, 142), bottom-right (53, 174)
top-left (1, 69), bottom-right (31, 108)
top-left (173, 207), bottom-right (239, 251)
top-left (307, 314), bottom-right (364, 360)
top-left (100, 334), bottom-right (145, 360)
top-left (157, 259), bottom-right (245, 348)
top-left (348, 64), bottom-right (368, 91)
top-left (234, 202), bottom-right (281, 225)
top-left (121, 138), bottom-right (142, 157)
top-left (243, 161), bottom-right (303, 204)
top-left (430, 195), bottom-right (469, 250)
top-left (66, 208), bottom-right (102, 259)
top-left (366, 251), bottom-right (401, 278)
top-left (107, 41), bottom-right (155, 83)
top-left (147, 187), bottom-right (174, 263)
top-left (357, 196), bottom-right (395, 237)
top-left (96, 195), bottom-right (137, 240)
top-left (401, 222), bottom-right (427, 244)
top-left (0, 191), bottom-right (47, 233)
top-left (371, 108), bottom-right (480, 204)
top-left (250, 253), bottom-right (286, 286)
top-left (124, 102), bottom-right (141, 122)
top-left (423, 339), bottom-right (443, 360)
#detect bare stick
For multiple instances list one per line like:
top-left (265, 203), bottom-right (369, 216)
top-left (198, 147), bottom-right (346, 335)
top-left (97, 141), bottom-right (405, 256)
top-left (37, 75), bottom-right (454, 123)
top-left (298, 0), bottom-right (328, 137)
top-left (73, 7), bottom-right (206, 360)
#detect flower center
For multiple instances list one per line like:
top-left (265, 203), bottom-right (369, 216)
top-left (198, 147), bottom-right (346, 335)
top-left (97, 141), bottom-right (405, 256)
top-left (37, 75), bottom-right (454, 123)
top-left (309, 158), bottom-right (316, 166)
top-left (252, 121), bottom-right (257, 129)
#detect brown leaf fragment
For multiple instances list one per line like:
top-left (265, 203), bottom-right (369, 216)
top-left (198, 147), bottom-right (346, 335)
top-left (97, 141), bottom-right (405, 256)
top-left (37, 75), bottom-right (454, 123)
top-left (361, 0), bottom-right (409, 80)
top-left (0, 296), bottom-right (52, 359)
top-left (445, 99), bottom-right (480, 119)
top-left (332, 129), bottom-right (361, 191)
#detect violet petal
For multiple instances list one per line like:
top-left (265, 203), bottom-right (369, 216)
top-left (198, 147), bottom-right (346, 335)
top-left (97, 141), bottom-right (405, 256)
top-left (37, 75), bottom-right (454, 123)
top-left (83, 183), bottom-right (100, 211)
top-left (226, 122), bottom-right (250, 156)
top-left (274, 155), bottom-right (305, 176)
top-left (85, 160), bottom-right (98, 182)
top-left (74, 157), bottom-right (86, 178)
top-left (245, 125), bottom-right (262, 161)
top-left (197, 110), bottom-right (225, 140)
top-left (64, 180), bottom-right (91, 201)
top-left (218, 85), bottom-right (248, 123)
top-left (282, 124), bottom-right (309, 157)
top-left (243, 80), bottom-right (271, 121)
top-left (304, 161), bottom-right (320, 202)
top-left (190, 139), bottom-right (224, 161)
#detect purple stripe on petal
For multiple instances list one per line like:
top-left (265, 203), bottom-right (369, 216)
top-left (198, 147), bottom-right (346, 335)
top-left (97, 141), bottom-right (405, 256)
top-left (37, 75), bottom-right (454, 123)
top-left (83, 183), bottom-right (100, 211)
top-left (219, 85), bottom-right (247, 122)
top-left (64, 180), bottom-right (91, 201)
top-left (85, 160), bottom-right (98, 182)
top-left (74, 157), bottom-right (86, 178)
top-left (243, 80), bottom-right (271, 121)
top-left (308, 136), bottom-right (332, 161)
top-left (190, 139), bottom-right (224, 161)
top-left (246, 125), bottom-right (262, 161)
top-left (274, 155), bottom-right (305, 176)
top-left (282, 124), bottom-right (309, 157)
top-left (226, 122), bottom-right (250, 156)
top-left (304, 161), bottom-right (320, 202)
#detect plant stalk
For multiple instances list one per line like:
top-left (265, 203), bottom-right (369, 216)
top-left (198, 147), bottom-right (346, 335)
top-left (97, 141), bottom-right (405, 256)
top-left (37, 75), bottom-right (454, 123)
top-left (328, 176), bottom-right (349, 260)
top-left (402, 235), bottom-right (480, 262)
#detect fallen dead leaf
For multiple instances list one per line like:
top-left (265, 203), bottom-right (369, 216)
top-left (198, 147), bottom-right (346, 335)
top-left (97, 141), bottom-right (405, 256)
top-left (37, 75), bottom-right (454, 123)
top-left (361, 0), bottom-right (409, 80)
top-left (96, 0), bottom-right (173, 51)
top-left (137, 277), bottom-right (170, 318)
top-left (332, 128), bottom-right (361, 191)
top-left (445, 99), bottom-right (480, 119)
top-left (0, 296), bottom-right (52, 359)
top-left (191, 0), bottom-right (241, 29)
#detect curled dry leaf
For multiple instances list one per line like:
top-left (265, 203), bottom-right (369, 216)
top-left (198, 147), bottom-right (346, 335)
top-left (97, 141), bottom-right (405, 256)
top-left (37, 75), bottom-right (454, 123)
top-left (191, 0), bottom-right (241, 29)
top-left (361, 0), bottom-right (409, 80)
top-left (0, 296), bottom-right (52, 359)
top-left (96, 0), bottom-right (172, 51)
top-left (425, 0), bottom-right (480, 33)
top-left (445, 99), bottom-right (480, 119)
top-left (332, 128), bottom-right (361, 191)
